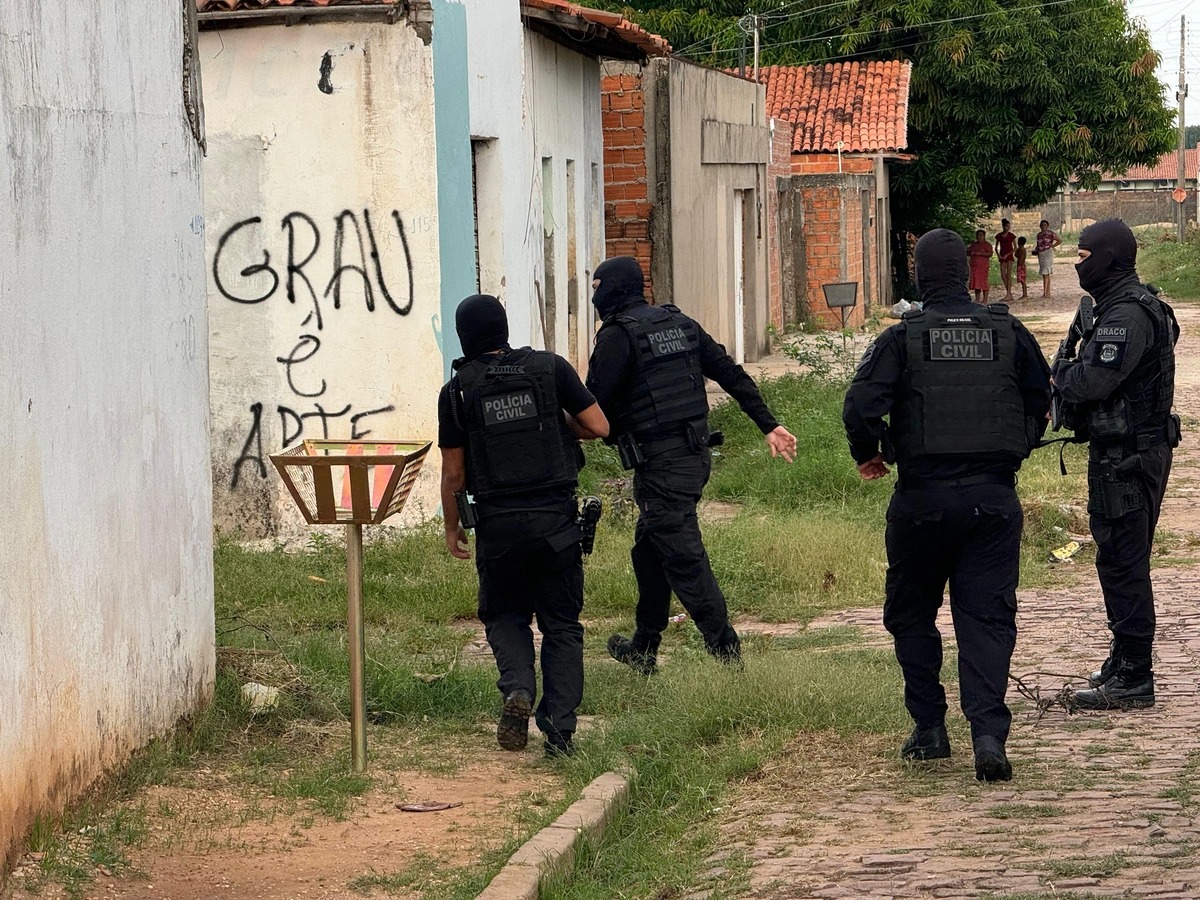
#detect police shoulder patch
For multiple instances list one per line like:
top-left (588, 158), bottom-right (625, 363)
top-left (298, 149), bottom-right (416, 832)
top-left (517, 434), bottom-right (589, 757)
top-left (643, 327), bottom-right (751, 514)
top-left (1087, 338), bottom-right (1126, 369)
top-left (856, 340), bottom-right (877, 373)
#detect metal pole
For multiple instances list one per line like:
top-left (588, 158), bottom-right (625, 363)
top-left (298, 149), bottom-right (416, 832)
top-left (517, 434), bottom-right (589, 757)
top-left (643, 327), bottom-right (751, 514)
top-left (346, 522), bottom-right (367, 773)
top-left (753, 14), bottom-right (760, 83)
top-left (1179, 16), bottom-right (1188, 241)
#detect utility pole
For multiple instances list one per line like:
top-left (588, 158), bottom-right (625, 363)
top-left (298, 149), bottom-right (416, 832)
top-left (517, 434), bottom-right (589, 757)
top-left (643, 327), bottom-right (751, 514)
top-left (753, 14), bottom-right (761, 83)
top-left (1178, 16), bottom-right (1188, 241)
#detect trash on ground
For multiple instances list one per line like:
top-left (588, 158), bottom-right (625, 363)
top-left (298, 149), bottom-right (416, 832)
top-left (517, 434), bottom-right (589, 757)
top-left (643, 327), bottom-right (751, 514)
top-left (669, 613), bottom-right (689, 625)
top-left (240, 681), bottom-right (280, 711)
top-left (398, 801), bottom-right (463, 813)
top-left (1050, 541), bottom-right (1081, 562)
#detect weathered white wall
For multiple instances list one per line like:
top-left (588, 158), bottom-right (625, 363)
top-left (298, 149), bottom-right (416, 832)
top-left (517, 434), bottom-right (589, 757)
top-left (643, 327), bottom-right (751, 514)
top-left (659, 59), bottom-right (770, 362)
top-left (201, 19), bottom-right (443, 537)
top-left (525, 31), bottom-right (606, 375)
top-left (0, 0), bottom-right (214, 863)
top-left (463, 0), bottom-right (536, 345)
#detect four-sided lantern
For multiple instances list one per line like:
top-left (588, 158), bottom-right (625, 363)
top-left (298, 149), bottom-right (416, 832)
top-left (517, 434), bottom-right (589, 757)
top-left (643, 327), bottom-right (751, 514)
top-left (822, 281), bottom-right (859, 351)
top-left (271, 439), bottom-right (431, 772)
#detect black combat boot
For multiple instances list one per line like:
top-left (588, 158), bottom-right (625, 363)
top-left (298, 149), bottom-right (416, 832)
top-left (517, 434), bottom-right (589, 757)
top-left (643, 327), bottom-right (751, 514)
top-left (1072, 640), bottom-right (1154, 710)
top-left (973, 735), bottom-right (1013, 782)
top-left (712, 634), bottom-right (743, 670)
top-left (608, 632), bottom-right (659, 675)
top-left (544, 731), bottom-right (575, 759)
top-left (497, 689), bottom-right (533, 751)
top-left (900, 724), bottom-right (951, 761)
top-left (1086, 636), bottom-right (1122, 688)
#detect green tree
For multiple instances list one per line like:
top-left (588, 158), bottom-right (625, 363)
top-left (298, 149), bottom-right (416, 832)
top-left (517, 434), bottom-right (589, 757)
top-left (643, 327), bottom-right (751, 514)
top-left (596, 0), bottom-right (1175, 233)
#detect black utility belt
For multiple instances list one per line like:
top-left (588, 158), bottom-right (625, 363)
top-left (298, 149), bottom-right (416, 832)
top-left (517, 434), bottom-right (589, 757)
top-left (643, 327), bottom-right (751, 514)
top-left (616, 426), bottom-right (724, 470)
top-left (898, 472), bottom-right (1015, 491)
top-left (1094, 419), bottom-right (1178, 454)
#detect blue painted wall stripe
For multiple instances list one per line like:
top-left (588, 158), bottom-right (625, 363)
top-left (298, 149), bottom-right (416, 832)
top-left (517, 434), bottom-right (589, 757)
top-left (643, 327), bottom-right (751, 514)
top-left (431, 0), bottom-right (475, 379)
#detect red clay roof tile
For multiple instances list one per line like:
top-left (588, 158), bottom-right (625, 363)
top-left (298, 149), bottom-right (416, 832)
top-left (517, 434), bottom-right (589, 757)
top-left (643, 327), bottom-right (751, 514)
top-left (521, 0), bottom-right (670, 57)
top-left (746, 61), bottom-right (911, 154)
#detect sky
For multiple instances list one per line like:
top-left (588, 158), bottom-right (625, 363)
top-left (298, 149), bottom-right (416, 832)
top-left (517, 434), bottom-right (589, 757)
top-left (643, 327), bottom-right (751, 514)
top-left (1130, 0), bottom-right (1200, 126)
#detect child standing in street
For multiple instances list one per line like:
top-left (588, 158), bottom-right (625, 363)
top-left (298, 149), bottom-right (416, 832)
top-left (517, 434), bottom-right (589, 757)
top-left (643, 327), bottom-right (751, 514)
top-left (994, 219), bottom-right (1018, 301)
top-left (1015, 235), bottom-right (1028, 300)
top-left (968, 229), bottom-right (993, 303)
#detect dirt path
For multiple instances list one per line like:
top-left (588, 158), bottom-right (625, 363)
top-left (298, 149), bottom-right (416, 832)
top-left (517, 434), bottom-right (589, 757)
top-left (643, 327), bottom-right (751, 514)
top-left (706, 268), bottom-right (1200, 899)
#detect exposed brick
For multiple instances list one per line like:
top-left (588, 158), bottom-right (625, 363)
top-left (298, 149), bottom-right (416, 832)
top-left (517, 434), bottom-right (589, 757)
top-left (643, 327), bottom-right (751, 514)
top-left (622, 146), bottom-right (647, 167)
top-left (601, 111), bottom-right (622, 130)
top-left (608, 91), bottom-right (635, 111)
top-left (622, 220), bottom-right (649, 239)
top-left (620, 110), bottom-right (645, 129)
top-left (607, 128), bottom-right (641, 149)
top-left (606, 164), bottom-right (644, 186)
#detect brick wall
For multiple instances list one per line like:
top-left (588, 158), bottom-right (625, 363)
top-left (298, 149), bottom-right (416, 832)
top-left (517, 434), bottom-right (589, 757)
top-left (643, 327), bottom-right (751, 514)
top-left (601, 71), bottom-right (654, 300)
top-left (766, 119), bottom-right (794, 330)
top-left (791, 165), bottom-right (876, 330)
top-left (791, 153), bottom-right (874, 176)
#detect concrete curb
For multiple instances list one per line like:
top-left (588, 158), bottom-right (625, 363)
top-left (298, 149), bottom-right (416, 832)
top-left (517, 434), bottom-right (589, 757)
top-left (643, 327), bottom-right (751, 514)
top-left (476, 769), bottom-right (634, 900)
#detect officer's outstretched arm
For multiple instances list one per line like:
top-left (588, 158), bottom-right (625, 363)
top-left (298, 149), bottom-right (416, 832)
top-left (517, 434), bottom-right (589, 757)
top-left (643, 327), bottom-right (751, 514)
top-left (566, 402), bottom-right (610, 440)
top-left (439, 447), bottom-right (470, 560)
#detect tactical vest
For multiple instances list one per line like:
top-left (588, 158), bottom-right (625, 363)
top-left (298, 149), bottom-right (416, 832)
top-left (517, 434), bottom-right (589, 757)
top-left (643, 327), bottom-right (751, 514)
top-left (891, 304), bottom-right (1029, 463)
top-left (1083, 288), bottom-right (1177, 446)
top-left (454, 348), bottom-right (579, 501)
top-left (607, 304), bottom-right (709, 439)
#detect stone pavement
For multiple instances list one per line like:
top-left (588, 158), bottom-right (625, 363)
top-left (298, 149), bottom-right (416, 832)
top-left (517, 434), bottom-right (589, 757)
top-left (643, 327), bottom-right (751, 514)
top-left (702, 292), bottom-right (1200, 898)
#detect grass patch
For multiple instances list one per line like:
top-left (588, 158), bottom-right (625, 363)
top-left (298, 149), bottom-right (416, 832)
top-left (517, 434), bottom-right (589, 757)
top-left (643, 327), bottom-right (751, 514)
top-left (986, 803), bottom-right (1067, 820)
top-left (16, 372), bottom-right (1099, 898)
top-left (1137, 233), bottom-right (1200, 301)
top-left (1043, 853), bottom-right (1128, 879)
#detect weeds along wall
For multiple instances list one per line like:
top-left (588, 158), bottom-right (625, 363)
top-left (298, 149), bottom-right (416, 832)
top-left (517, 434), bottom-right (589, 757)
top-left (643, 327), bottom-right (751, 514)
top-left (0, 0), bottom-right (214, 866)
top-left (200, 16), bottom-right (445, 538)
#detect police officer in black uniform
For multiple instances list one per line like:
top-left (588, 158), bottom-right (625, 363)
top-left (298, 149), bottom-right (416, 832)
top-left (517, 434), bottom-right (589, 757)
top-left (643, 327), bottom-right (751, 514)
top-left (438, 294), bottom-right (609, 757)
top-left (843, 228), bottom-right (1051, 781)
top-left (1053, 219), bottom-right (1179, 711)
top-left (584, 257), bottom-right (797, 673)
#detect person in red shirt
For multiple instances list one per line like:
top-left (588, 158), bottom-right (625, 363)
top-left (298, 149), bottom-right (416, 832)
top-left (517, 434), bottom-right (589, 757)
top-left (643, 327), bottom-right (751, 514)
top-left (994, 219), bottom-right (1018, 301)
top-left (967, 229), bottom-right (993, 303)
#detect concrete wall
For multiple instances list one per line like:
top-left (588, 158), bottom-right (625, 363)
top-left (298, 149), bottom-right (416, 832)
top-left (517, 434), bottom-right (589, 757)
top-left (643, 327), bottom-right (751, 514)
top-left (463, 0), bottom-right (537, 346)
top-left (0, 0), bottom-right (214, 863)
top-left (767, 118), bottom-right (794, 331)
top-left (654, 59), bottom-right (771, 363)
top-left (201, 18), bottom-right (445, 537)
top-left (525, 31), bottom-right (606, 375)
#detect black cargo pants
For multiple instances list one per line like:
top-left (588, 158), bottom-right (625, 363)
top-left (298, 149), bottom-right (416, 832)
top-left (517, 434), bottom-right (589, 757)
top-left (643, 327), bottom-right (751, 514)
top-left (475, 502), bottom-right (583, 743)
top-left (629, 448), bottom-right (740, 654)
top-left (883, 482), bottom-right (1023, 743)
top-left (1088, 441), bottom-right (1172, 643)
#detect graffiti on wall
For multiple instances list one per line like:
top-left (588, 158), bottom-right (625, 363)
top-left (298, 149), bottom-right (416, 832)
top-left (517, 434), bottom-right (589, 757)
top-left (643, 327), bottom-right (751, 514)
top-left (212, 208), bottom-right (426, 489)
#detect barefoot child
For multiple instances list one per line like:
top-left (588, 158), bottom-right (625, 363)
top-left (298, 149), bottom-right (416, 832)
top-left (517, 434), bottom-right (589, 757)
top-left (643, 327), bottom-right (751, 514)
top-left (967, 229), bottom-right (993, 303)
top-left (1015, 236), bottom-right (1028, 300)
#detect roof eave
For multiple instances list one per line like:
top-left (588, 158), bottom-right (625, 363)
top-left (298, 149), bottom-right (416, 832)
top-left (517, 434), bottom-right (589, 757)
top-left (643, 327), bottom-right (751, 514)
top-left (519, 4), bottom-right (669, 61)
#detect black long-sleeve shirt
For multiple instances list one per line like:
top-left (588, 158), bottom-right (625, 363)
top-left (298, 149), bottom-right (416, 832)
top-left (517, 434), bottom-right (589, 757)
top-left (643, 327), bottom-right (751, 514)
top-left (585, 304), bottom-right (779, 434)
top-left (1055, 292), bottom-right (1160, 406)
top-left (843, 297), bottom-right (1052, 480)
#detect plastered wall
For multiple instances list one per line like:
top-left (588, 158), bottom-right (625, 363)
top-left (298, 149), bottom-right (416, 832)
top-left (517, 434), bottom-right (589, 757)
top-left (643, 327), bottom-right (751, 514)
top-left (0, 0), bottom-right (214, 863)
top-left (201, 19), bottom-right (444, 537)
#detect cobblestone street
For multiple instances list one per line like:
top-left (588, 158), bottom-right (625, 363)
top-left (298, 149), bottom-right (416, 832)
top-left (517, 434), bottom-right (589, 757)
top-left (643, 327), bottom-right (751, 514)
top-left (709, 288), bottom-right (1200, 899)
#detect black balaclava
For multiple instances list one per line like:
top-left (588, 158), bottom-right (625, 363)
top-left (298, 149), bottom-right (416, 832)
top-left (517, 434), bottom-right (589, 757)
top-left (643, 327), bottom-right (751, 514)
top-left (914, 228), bottom-right (971, 304)
top-left (1076, 219), bottom-right (1138, 301)
top-left (455, 294), bottom-right (510, 361)
top-left (591, 256), bottom-right (646, 319)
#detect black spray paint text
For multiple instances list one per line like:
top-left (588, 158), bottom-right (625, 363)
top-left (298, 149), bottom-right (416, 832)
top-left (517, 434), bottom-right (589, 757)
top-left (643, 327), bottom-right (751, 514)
top-left (213, 209), bottom-right (416, 331)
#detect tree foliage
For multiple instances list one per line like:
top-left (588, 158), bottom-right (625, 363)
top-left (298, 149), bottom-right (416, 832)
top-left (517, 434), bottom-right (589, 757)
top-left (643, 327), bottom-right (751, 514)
top-left (594, 0), bottom-right (1176, 232)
